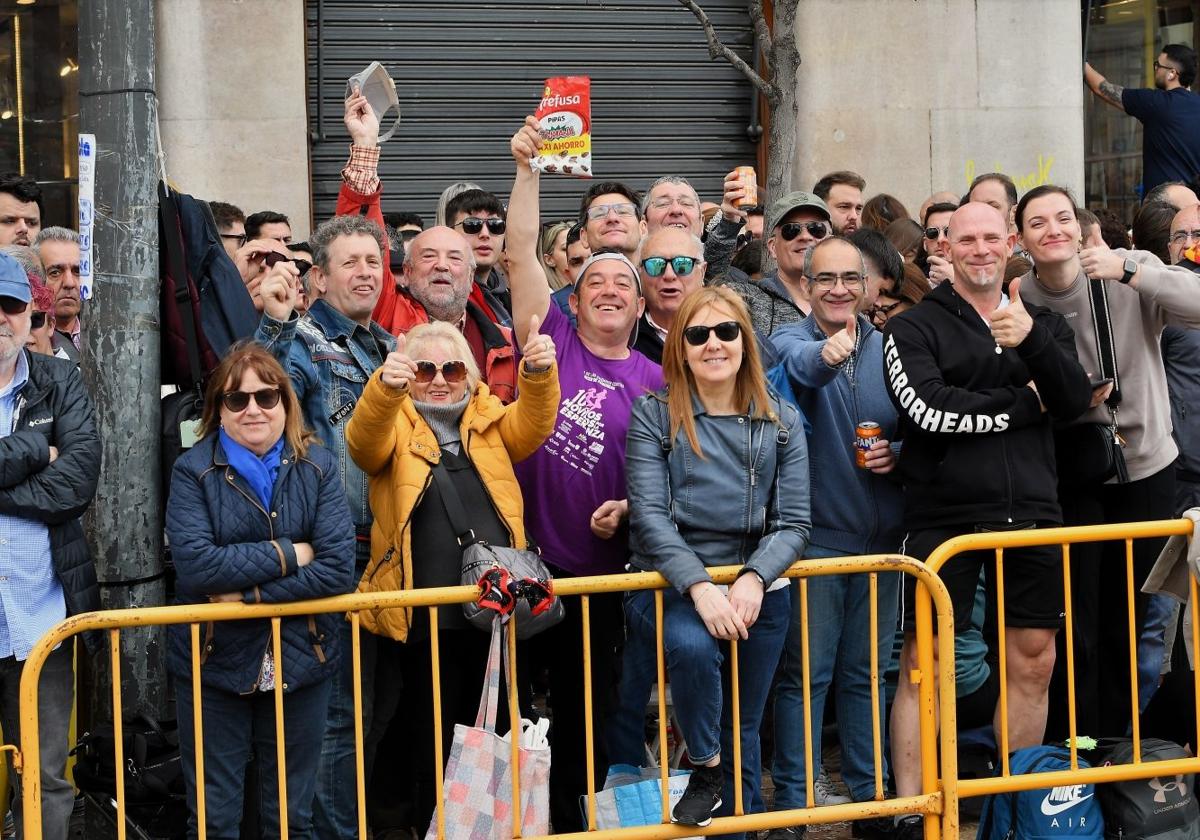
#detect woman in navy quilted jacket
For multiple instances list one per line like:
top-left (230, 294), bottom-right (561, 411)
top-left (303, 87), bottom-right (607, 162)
top-left (165, 342), bottom-right (355, 840)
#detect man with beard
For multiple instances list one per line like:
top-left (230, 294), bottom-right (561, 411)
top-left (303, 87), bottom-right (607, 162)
top-left (1086, 44), bottom-right (1200, 195)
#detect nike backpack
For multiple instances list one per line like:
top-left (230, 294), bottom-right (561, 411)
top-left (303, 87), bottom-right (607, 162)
top-left (979, 746), bottom-right (1104, 840)
top-left (1089, 738), bottom-right (1200, 840)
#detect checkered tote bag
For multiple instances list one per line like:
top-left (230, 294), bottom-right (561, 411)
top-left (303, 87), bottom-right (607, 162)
top-left (426, 622), bottom-right (551, 839)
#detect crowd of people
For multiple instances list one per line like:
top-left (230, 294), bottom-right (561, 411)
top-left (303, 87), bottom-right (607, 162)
top-left (2, 42), bottom-right (1200, 840)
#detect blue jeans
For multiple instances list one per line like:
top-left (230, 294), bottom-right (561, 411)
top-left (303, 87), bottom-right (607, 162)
top-left (313, 563), bottom-right (377, 839)
top-left (773, 552), bottom-right (900, 806)
top-left (177, 677), bottom-right (332, 840)
top-left (625, 586), bottom-right (789, 840)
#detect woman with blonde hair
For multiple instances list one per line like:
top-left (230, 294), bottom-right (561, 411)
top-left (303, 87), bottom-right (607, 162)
top-left (346, 317), bottom-right (559, 834)
top-left (166, 342), bottom-right (356, 839)
top-left (619, 286), bottom-right (810, 834)
top-left (540, 221), bottom-right (573, 290)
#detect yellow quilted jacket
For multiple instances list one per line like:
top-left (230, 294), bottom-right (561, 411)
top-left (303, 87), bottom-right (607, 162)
top-left (345, 363), bottom-right (560, 641)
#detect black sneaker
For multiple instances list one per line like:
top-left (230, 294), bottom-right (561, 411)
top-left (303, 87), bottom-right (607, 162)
top-left (762, 826), bottom-right (806, 840)
top-left (851, 816), bottom-right (894, 839)
top-left (672, 763), bottom-right (724, 826)
top-left (890, 815), bottom-right (924, 840)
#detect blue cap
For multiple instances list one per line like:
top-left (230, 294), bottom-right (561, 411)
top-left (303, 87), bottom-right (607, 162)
top-left (0, 253), bottom-right (30, 304)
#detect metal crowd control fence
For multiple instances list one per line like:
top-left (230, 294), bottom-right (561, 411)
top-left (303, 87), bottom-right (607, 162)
top-left (917, 518), bottom-right (1200, 809)
top-left (15, 555), bottom-right (957, 840)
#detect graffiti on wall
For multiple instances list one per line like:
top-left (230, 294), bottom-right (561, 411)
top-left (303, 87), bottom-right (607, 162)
top-left (963, 154), bottom-right (1055, 192)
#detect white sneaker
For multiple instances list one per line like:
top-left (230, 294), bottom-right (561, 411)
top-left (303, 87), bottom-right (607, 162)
top-left (814, 769), bottom-right (852, 806)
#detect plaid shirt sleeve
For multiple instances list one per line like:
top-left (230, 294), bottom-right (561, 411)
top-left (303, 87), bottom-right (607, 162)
top-left (341, 144), bottom-right (381, 195)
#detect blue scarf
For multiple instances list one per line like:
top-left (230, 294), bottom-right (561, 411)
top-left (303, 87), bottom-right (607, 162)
top-left (219, 428), bottom-right (284, 509)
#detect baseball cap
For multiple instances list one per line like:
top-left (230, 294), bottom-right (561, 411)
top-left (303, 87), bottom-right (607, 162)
top-left (0, 253), bottom-right (31, 304)
top-left (769, 191), bottom-right (830, 225)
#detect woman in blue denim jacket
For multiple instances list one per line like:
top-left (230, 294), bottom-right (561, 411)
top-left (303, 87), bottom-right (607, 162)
top-left (622, 286), bottom-right (811, 835)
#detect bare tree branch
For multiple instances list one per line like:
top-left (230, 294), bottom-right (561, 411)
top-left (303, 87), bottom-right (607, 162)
top-left (748, 0), bottom-right (773, 62)
top-left (677, 0), bottom-right (779, 103)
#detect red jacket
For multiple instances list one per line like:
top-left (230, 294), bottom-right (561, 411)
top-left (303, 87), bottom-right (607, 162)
top-left (334, 181), bottom-right (517, 402)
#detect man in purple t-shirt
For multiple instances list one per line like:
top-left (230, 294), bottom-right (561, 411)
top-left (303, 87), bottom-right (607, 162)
top-left (508, 116), bottom-right (664, 832)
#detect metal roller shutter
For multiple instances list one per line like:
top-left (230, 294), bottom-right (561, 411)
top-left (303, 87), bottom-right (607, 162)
top-left (305, 0), bottom-right (759, 224)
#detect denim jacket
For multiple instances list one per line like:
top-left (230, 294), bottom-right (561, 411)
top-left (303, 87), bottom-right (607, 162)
top-left (626, 389), bottom-right (811, 594)
top-left (256, 299), bottom-right (395, 564)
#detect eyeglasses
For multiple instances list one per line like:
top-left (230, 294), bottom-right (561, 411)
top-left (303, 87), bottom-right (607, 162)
top-left (924, 225), bottom-right (950, 240)
top-left (811, 272), bottom-right (865, 290)
top-left (683, 320), bottom-right (741, 346)
top-left (641, 256), bottom-right (699, 277)
top-left (586, 202), bottom-right (638, 221)
top-left (454, 217), bottom-right (506, 236)
top-left (0, 297), bottom-right (29, 316)
top-left (221, 387), bottom-right (282, 413)
top-left (30, 311), bottom-right (48, 329)
top-left (1169, 229), bottom-right (1200, 245)
top-left (648, 196), bottom-right (699, 211)
top-left (779, 221), bottom-right (829, 242)
top-left (414, 359), bottom-right (468, 383)
top-left (1154, 60), bottom-right (1178, 74)
top-left (263, 251), bottom-right (314, 276)
top-left (220, 233), bottom-right (247, 248)
top-left (868, 301), bottom-right (904, 324)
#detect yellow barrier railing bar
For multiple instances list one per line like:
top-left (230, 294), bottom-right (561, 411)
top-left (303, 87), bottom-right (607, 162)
top-left (912, 571), bottom-right (947, 840)
top-left (994, 548), bottom-right (1009, 776)
top-left (508, 611), bottom-right (522, 838)
top-left (1125, 539), bottom-right (1141, 764)
top-left (654, 590), bottom-right (669, 826)
top-left (1192, 576), bottom-right (1200, 751)
top-left (958, 755), bottom-right (1200, 797)
top-left (271, 617), bottom-right (288, 838)
top-left (430, 607), bottom-right (445, 840)
top-left (799, 578), bottom-right (814, 810)
top-left (109, 629), bottom-right (126, 840)
top-left (869, 572), bottom-right (884, 800)
top-left (730, 637), bottom-right (743, 816)
top-left (583, 595), bottom-right (597, 832)
top-left (1061, 545), bottom-right (1079, 769)
top-left (352, 611), bottom-right (367, 840)
top-left (18, 554), bottom-right (957, 840)
top-left (190, 622), bottom-right (206, 840)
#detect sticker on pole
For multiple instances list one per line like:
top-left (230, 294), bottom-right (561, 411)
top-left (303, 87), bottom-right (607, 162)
top-left (77, 133), bottom-right (96, 300)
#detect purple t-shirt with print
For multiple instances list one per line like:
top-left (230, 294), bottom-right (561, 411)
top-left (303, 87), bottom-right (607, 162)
top-left (515, 305), bottom-right (664, 576)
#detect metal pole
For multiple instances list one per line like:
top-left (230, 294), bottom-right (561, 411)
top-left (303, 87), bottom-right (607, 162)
top-left (77, 0), bottom-right (167, 740)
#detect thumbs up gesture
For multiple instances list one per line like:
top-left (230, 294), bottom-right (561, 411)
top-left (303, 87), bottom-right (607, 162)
top-left (521, 313), bottom-right (556, 373)
top-left (821, 314), bottom-right (858, 367)
top-left (380, 333), bottom-right (417, 392)
top-left (989, 277), bottom-right (1034, 348)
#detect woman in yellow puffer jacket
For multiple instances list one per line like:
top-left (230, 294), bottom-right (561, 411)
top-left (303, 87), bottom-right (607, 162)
top-left (345, 318), bottom-right (558, 833)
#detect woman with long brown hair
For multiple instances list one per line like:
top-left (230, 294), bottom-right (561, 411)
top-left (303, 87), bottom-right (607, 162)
top-left (165, 342), bottom-right (356, 839)
top-left (618, 286), bottom-right (810, 835)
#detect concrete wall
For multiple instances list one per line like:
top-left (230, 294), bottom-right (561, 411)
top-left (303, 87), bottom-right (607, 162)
top-left (791, 0), bottom-right (1084, 214)
top-left (156, 0), bottom-right (311, 238)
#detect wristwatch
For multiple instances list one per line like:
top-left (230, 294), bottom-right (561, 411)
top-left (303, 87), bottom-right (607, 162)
top-left (1119, 258), bottom-right (1137, 284)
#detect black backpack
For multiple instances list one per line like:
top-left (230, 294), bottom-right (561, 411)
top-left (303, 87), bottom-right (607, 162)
top-left (1088, 738), bottom-right (1200, 840)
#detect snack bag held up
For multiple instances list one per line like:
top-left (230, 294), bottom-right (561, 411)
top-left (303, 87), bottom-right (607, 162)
top-left (532, 76), bottom-right (592, 178)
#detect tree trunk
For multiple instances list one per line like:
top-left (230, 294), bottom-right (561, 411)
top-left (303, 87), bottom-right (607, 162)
top-left (763, 0), bottom-right (799, 234)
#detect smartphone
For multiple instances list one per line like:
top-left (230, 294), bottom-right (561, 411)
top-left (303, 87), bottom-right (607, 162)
top-left (1090, 377), bottom-right (1114, 388)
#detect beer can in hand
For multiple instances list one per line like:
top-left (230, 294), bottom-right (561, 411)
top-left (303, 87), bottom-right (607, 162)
top-left (855, 422), bottom-right (881, 468)
top-left (735, 166), bottom-right (758, 209)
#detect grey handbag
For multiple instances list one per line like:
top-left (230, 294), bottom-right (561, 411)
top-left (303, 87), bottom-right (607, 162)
top-left (429, 460), bottom-right (565, 639)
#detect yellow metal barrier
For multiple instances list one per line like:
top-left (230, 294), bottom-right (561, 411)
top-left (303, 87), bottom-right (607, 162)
top-left (15, 554), bottom-right (957, 840)
top-left (920, 518), bottom-right (1199, 805)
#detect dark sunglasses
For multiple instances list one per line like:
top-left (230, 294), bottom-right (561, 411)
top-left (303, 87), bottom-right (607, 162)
top-left (263, 251), bottom-right (314, 276)
top-left (414, 359), bottom-right (468, 383)
top-left (399, 229), bottom-right (421, 242)
top-left (455, 217), bottom-right (506, 236)
top-left (0, 296), bottom-right (29, 316)
top-left (641, 256), bottom-right (698, 277)
top-left (683, 320), bottom-right (741, 346)
top-left (924, 225), bottom-right (950, 240)
top-left (779, 221), bottom-right (829, 242)
top-left (30, 311), bottom-right (48, 329)
top-left (221, 388), bottom-right (282, 413)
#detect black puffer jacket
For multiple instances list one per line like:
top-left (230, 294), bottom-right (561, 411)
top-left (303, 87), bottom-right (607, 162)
top-left (2, 351), bottom-right (101, 621)
top-left (883, 282), bottom-right (1092, 529)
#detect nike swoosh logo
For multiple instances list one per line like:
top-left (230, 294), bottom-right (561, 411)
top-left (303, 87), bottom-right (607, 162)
top-left (1041, 792), bottom-right (1093, 816)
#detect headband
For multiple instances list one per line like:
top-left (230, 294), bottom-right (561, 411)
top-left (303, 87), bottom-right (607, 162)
top-left (575, 252), bottom-right (642, 294)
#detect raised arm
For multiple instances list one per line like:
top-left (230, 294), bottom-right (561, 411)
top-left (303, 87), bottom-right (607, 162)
top-left (507, 116), bottom-right (552, 347)
top-left (1084, 62), bottom-right (1126, 112)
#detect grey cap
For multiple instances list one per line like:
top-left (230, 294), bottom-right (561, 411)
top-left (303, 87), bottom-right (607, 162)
top-left (0, 253), bottom-right (30, 303)
top-left (769, 191), bottom-right (830, 224)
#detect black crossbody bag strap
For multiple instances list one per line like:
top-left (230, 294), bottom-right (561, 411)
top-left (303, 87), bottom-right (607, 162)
top-left (1086, 275), bottom-right (1121, 407)
top-left (428, 459), bottom-right (477, 547)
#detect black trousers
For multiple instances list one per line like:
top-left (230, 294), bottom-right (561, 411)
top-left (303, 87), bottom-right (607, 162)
top-left (1045, 464), bottom-right (1176, 741)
